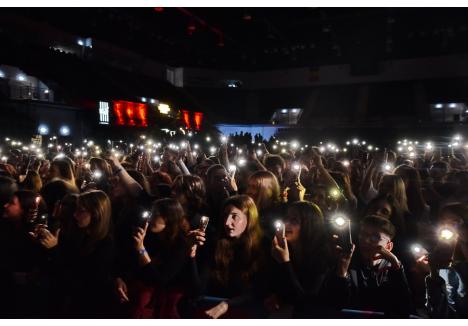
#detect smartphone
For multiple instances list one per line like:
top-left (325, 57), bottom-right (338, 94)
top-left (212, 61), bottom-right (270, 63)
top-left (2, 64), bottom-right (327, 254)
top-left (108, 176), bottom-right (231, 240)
top-left (274, 220), bottom-right (286, 247)
top-left (36, 214), bottom-right (48, 226)
top-left (137, 210), bottom-right (151, 228)
top-left (199, 216), bottom-right (210, 232)
top-left (410, 244), bottom-right (428, 261)
top-left (331, 215), bottom-right (353, 252)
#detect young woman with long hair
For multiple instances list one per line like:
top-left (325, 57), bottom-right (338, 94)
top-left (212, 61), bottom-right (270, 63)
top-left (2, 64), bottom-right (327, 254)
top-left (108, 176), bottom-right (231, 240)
top-left (53, 190), bottom-right (115, 317)
top-left (245, 170), bottom-right (283, 235)
top-left (126, 198), bottom-right (191, 318)
top-left (267, 201), bottom-right (332, 317)
top-left (171, 175), bottom-right (208, 228)
top-left (188, 195), bottom-right (266, 318)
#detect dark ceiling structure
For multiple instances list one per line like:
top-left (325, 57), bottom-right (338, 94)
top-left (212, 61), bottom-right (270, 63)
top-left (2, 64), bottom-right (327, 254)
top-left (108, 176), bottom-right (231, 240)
top-left (6, 7), bottom-right (468, 70)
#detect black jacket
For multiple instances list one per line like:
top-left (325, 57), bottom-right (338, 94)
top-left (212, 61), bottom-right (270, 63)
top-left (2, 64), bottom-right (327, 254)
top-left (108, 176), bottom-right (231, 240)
top-left (324, 257), bottom-right (413, 317)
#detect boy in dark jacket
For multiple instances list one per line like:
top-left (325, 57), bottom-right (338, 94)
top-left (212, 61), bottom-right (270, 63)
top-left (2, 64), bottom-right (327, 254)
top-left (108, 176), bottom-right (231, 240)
top-left (326, 215), bottom-right (413, 317)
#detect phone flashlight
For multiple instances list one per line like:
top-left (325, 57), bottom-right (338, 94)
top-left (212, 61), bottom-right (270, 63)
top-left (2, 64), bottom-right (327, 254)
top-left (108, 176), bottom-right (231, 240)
top-left (331, 214), bottom-right (353, 252)
top-left (333, 215), bottom-right (347, 227)
top-left (410, 244), bottom-right (428, 260)
top-left (199, 216), bottom-right (210, 232)
top-left (137, 210), bottom-right (151, 228)
top-left (342, 160), bottom-right (350, 167)
top-left (274, 220), bottom-right (284, 232)
top-left (329, 188), bottom-right (340, 199)
top-left (228, 165), bottom-right (237, 173)
top-left (439, 228), bottom-right (456, 241)
top-left (92, 170), bottom-right (103, 180)
top-left (293, 163), bottom-right (301, 171)
top-left (383, 163), bottom-right (393, 172)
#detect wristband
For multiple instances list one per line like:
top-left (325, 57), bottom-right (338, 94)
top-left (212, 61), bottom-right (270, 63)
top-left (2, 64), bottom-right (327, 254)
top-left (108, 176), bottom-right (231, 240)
top-left (113, 168), bottom-right (123, 176)
top-left (137, 248), bottom-right (147, 256)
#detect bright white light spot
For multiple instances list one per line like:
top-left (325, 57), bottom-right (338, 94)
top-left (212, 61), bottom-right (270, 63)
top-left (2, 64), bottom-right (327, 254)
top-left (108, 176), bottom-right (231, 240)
top-left (334, 216), bottom-right (346, 227)
top-left (440, 229), bottom-right (454, 240)
top-left (59, 126), bottom-right (70, 136)
top-left (38, 124), bottom-right (49, 135)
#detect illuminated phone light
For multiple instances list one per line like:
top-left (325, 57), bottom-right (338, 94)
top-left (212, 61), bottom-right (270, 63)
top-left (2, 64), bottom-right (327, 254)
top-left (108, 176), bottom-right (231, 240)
top-left (330, 188), bottom-right (340, 198)
top-left (409, 152), bottom-right (416, 158)
top-left (93, 170), bottom-right (103, 179)
top-left (238, 149), bottom-right (243, 154)
top-left (1, 156), bottom-right (7, 162)
top-left (346, 141), bottom-right (350, 145)
top-left (229, 165), bottom-right (237, 172)
top-left (257, 150), bottom-right (263, 156)
top-left (384, 163), bottom-right (393, 172)
top-left (272, 145), bottom-right (278, 150)
top-left (412, 245), bottom-right (422, 254)
top-left (397, 147), bottom-right (403, 152)
top-left (342, 160), bottom-right (350, 167)
top-left (209, 146), bottom-right (216, 154)
top-left (281, 148), bottom-right (286, 153)
top-left (142, 211), bottom-right (151, 219)
top-left (333, 215), bottom-right (347, 227)
top-left (407, 146), bottom-right (414, 151)
top-left (361, 141), bottom-right (366, 145)
top-left (319, 146), bottom-right (325, 153)
top-left (194, 144), bottom-right (199, 150)
top-left (293, 163), bottom-right (301, 171)
top-left (221, 136), bottom-right (228, 143)
top-left (206, 137), bottom-right (211, 142)
top-left (238, 158), bottom-right (247, 166)
top-left (352, 139), bottom-right (359, 145)
top-left (426, 143), bottom-right (433, 150)
top-left (440, 228), bottom-right (455, 240)
top-left (274, 220), bottom-right (283, 232)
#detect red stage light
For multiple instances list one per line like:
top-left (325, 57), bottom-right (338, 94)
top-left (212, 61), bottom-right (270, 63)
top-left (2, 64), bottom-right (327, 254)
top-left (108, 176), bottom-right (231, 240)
top-left (182, 110), bottom-right (191, 129)
top-left (154, 7), bottom-right (164, 12)
top-left (137, 103), bottom-right (148, 127)
top-left (113, 100), bottom-right (148, 127)
top-left (194, 112), bottom-right (203, 131)
top-left (113, 101), bottom-right (125, 125)
top-left (126, 103), bottom-right (136, 126)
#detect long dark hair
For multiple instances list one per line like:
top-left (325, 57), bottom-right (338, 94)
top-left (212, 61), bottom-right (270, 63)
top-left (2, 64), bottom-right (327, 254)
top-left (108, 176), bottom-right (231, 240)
top-left (172, 175), bottom-right (206, 219)
top-left (286, 201), bottom-right (327, 266)
top-left (151, 198), bottom-right (189, 246)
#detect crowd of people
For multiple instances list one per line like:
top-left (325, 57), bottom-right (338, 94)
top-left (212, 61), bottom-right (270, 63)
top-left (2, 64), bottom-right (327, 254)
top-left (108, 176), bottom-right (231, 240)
top-left (0, 132), bottom-right (467, 318)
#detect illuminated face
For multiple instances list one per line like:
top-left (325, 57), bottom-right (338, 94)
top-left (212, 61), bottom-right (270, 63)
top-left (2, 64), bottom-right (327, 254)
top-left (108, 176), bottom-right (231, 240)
top-left (358, 225), bottom-right (393, 264)
top-left (224, 205), bottom-right (248, 239)
top-left (285, 212), bottom-right (301, 243)
top-left (150, 216), bottom-right (166, 233)
top-left (3, 196), bottom-right (23, 220)
top-left (74, 206), bottom-right (92, 228)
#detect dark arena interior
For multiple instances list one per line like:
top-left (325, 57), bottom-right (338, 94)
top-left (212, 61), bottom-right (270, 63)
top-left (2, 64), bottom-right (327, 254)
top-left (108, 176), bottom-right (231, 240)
top-left (0, 7), bottom-right (467, 319)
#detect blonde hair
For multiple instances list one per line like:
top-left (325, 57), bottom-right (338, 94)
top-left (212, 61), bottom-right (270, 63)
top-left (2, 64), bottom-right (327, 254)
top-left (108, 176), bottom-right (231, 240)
top-left (245, 171), bottom-right (281, 213)
top-left (378, 174), bottom-right (409, 213)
